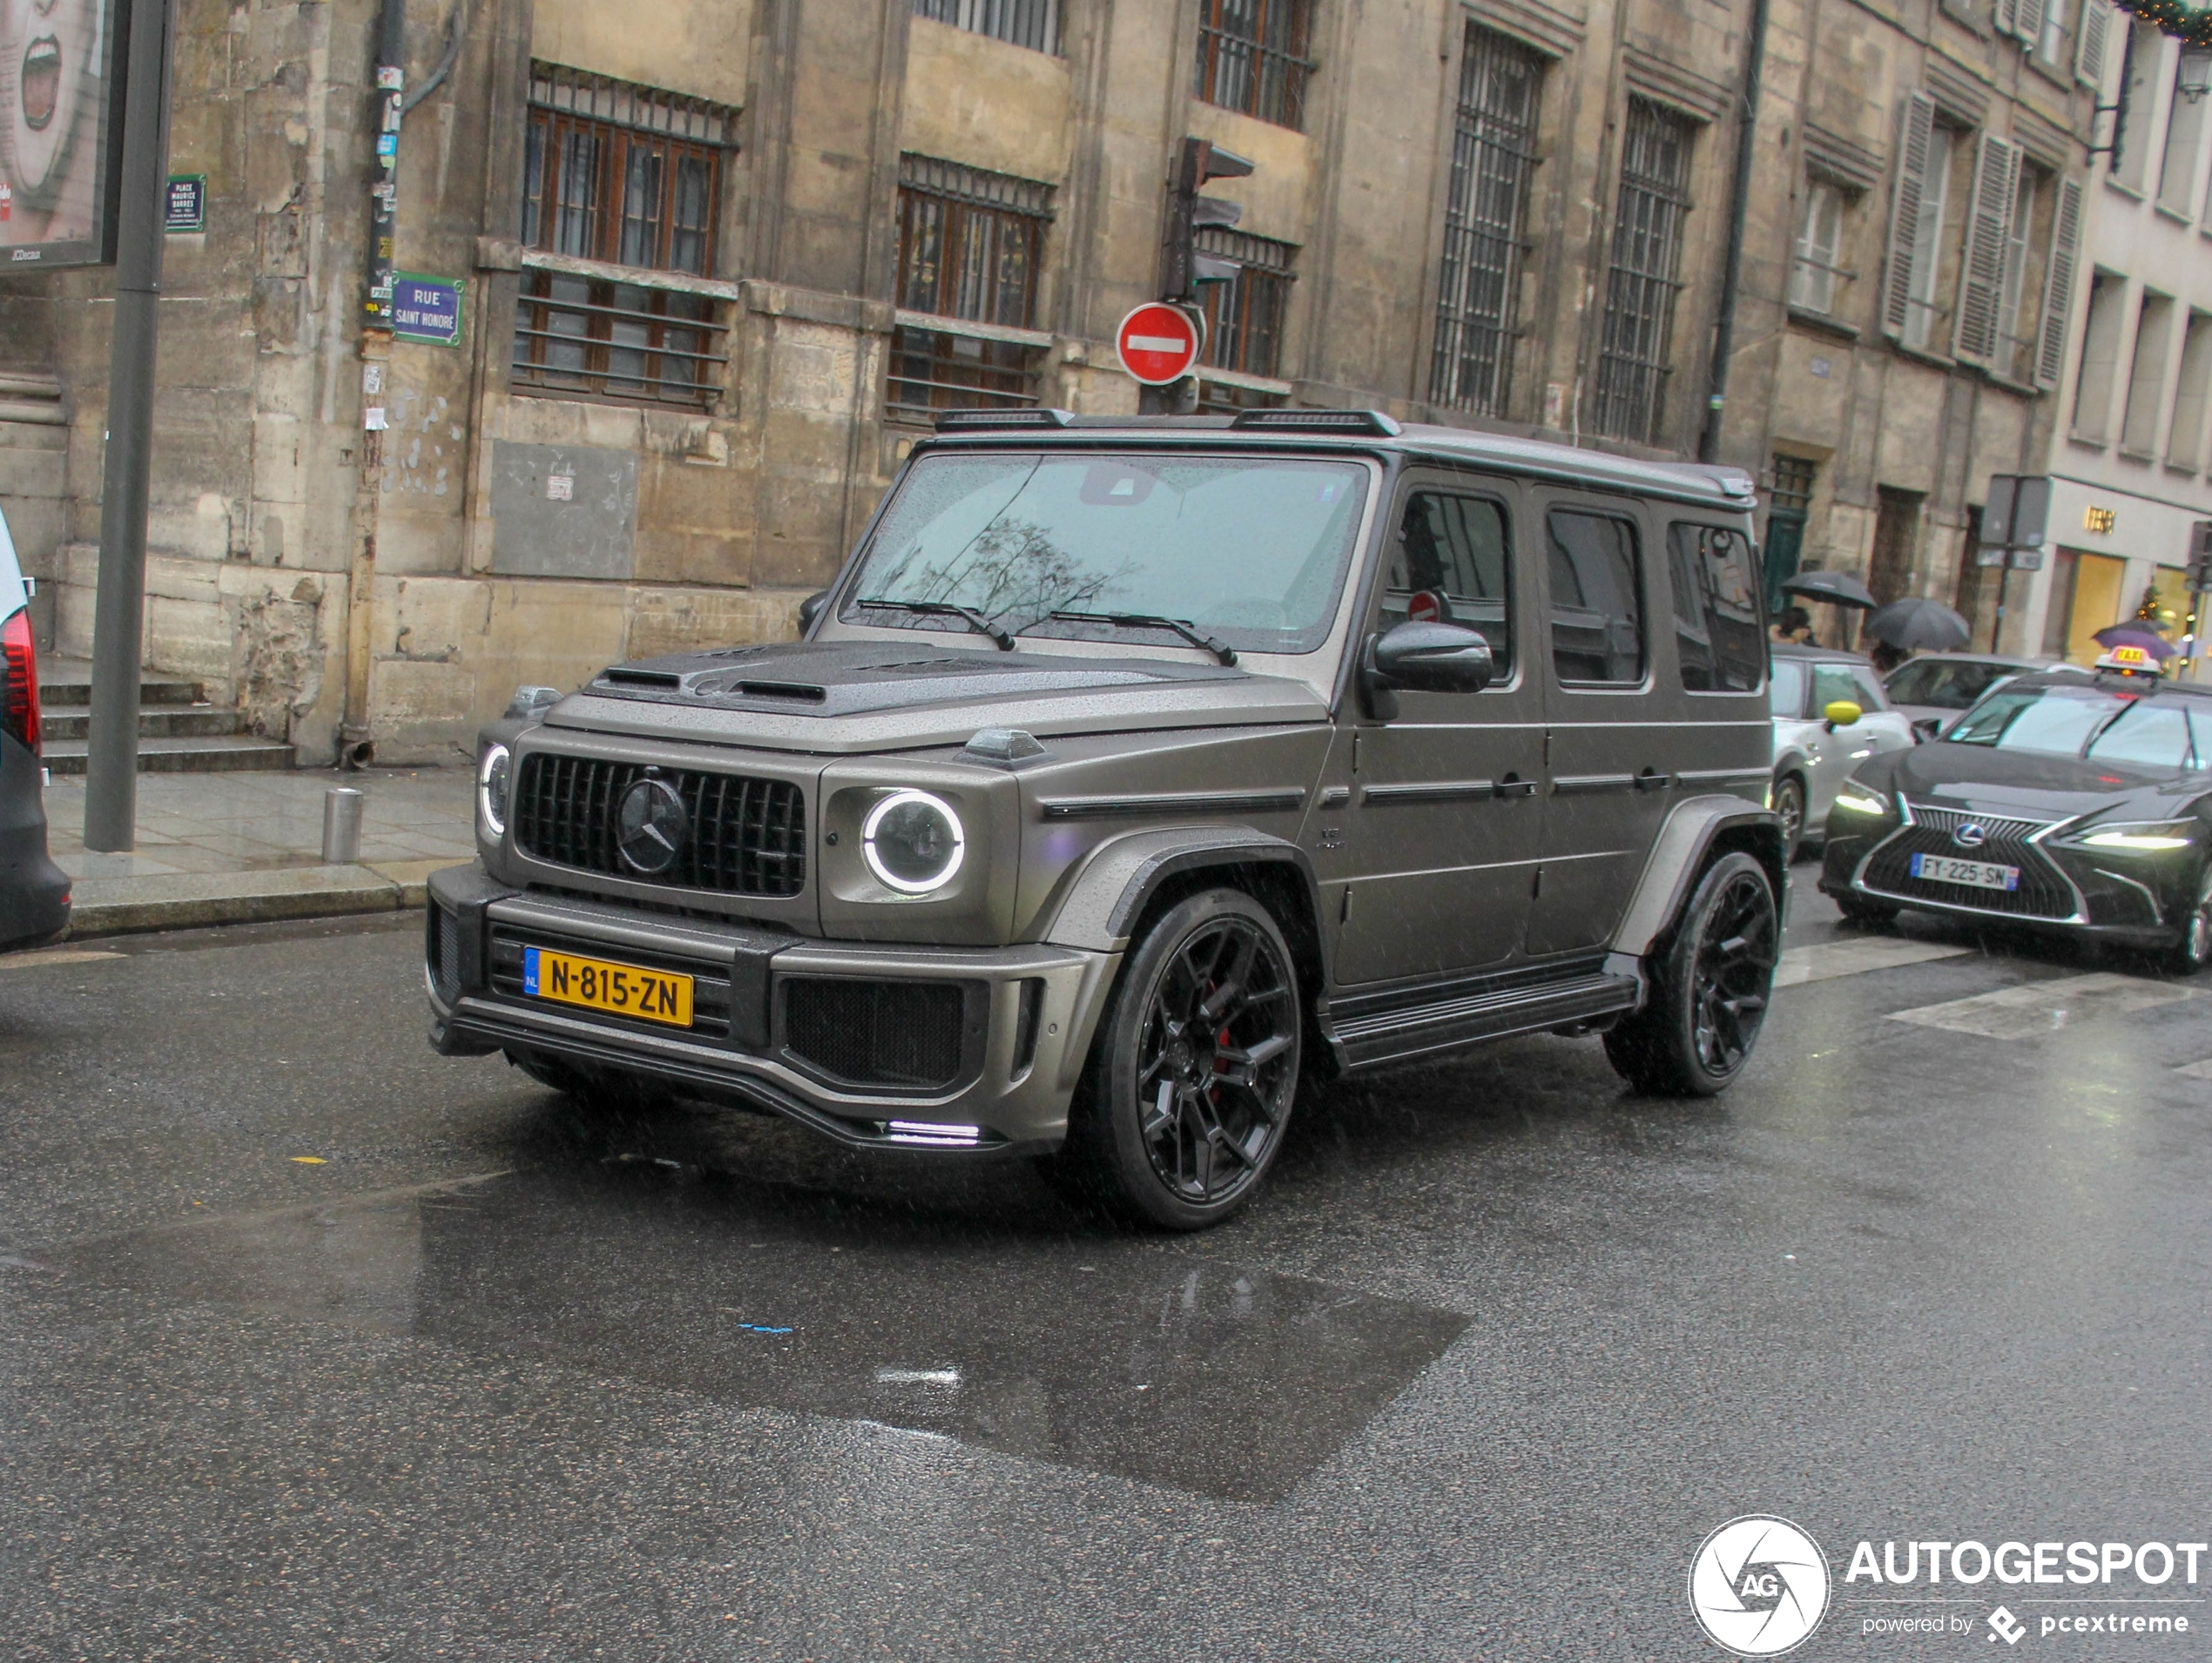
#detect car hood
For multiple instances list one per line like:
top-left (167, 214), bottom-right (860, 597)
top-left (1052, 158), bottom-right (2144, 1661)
top-left (1867, 740), bottom-right (2206, 822)
top-left (540, 640), bottom-right (1331, 755)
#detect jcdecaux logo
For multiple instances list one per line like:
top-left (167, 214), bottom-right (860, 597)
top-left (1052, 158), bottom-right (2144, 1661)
top-left (1688, 1518), bottom-right (2209, 1654)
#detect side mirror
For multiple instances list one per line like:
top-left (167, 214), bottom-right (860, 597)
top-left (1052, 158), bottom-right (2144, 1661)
top-left (1824, 699), bottom-right (1863, 730)
top-left (797, 589), bottom-right (830, 633)
top-left (1362, 621), bottom-right (1494, 719)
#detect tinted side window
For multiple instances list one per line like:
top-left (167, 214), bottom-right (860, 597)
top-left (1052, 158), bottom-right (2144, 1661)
top-left (1382, 491), bottom-right (1514, 676)
top-left (1548, 510), bottom-right (1643, 684)
top-left (1667, 523), bottom-right (1764, 692)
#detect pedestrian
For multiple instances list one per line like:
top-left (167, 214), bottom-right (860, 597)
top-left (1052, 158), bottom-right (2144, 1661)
top-left (1771, 605), bottom-right (1817, 647)
top-left (1868, 640), bottom-right (1910, 675)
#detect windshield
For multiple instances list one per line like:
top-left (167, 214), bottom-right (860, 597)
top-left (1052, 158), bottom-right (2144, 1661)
top-left (1945, 683), bottom-right (2207, 768)
top-left (1885, 658), bottom-right (2019, 710)
top-left (840, 451), bottom-right (1371, 655)
top-left (1769, 660), bottom-right (1806, 718)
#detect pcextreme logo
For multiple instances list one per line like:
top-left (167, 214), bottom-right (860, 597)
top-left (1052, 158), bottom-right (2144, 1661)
top-left (1689, 1516), bottom-right (1833, 1657)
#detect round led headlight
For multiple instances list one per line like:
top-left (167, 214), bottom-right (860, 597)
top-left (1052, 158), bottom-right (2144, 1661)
top-left (861, 789), bottom-right (964, 894)
top-left (478, 743), bottom-right (512, 838)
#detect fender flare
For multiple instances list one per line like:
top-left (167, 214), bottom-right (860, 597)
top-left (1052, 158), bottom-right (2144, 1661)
top-left (1611, 794), bottom-right (1788, 959)
top-left (1042, 825), bottom-right (1325, 960)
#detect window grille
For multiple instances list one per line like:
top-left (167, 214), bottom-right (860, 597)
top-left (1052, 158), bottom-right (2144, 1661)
top-left (511, 273), bottom-right (725, 409)
top-left (1769, 454), bottom-right (1816, 515)
top-left (889, 156), bottom-right (1055, 421)
top-left (520, 65), bottom-right (732, 275)
top-left (1194, 0), bottom-right (1315, 131)
top-left (911, 0), bottom-right (1060, 55)
top-left (1429, 27), bottom-right (1543, 417)
top-left (1593, 99), bottom-right (1695, 445)
top-left (1197, 229), bottom-right (1295, 380)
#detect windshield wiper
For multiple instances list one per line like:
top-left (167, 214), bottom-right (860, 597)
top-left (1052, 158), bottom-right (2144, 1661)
top-left (852, 596), bottom-right (1015, 650)
top-left (1046, 609), bottom-right (1238, 666)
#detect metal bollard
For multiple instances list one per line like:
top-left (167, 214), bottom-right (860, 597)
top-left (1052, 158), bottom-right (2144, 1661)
top-left (322, 786), bottom-right (365, 865)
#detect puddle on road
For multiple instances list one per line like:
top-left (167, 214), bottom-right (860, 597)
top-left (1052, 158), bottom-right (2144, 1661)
top-left (44, 1168), bottom-right (1467, 1503)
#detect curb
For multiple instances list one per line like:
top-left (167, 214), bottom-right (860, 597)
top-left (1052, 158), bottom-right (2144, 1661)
top-left (64, 859), bottom-right (454, 940)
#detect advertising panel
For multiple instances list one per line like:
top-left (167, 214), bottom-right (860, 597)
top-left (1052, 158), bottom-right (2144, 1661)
top-left (0, 0), bottom-right (125, 268)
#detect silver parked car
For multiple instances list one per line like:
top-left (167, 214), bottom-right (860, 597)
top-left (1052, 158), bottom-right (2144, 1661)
top-left (1770, 643), bottom-right (1915, 858)
top-left (1882, 651), bottom-right (2086, 740)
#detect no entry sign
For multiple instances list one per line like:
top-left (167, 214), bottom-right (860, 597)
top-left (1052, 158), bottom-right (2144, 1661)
top-left (1116, 302), bottom-right (1203, 386)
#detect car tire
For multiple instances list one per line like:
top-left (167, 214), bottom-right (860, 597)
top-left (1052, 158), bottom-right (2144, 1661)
top-left (1835, 892), bottom-right (1901, 927)
top-left (1054, 887), bottom-right (1303, 1230)
top-left (2161, 863), bottom-right (2212, 976)
top-left (1605, 852), bottom-right (1779, 1097)
top-left (504, 1047), bottom-right (675, 1117)
top-left (1772, 774), bottom-right (1806, 863)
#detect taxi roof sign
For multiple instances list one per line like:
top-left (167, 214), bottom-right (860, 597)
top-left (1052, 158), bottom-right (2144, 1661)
top-left (2094, 643), bottom-right (2161, 676)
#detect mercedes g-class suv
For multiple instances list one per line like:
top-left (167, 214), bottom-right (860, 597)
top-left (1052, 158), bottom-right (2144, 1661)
top-left (428, 410), bottom-right (1784, 1229)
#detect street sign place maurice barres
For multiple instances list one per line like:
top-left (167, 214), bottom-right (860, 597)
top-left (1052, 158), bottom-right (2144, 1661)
top-left (1116, 302), bottom-right (1203, 387)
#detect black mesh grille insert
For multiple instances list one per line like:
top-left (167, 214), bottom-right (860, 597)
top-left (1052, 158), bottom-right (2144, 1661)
top-left (783, 978), bottom-right (966, 1089)
top-left (1860, 805), bottom-right (2078, 920)
top-left (428, 903), bottom-right (462, 1003)
top-left (513, 753), bottom-right (806, 897)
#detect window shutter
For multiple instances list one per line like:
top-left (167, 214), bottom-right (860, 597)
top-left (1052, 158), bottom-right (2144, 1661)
top-left (1994, 0), bottom-right (2020, 37)
top-left (2076, 0), bottom-right (2110, 86)
top-left (2017, 0), bottom-right (2047, 49)
top-left (1953, 135), bottom-right (2021, 364)
top-left (1882, 93), bottom-right (1939, 340)
top-left (2035, 175), bottom-right (2084, 388)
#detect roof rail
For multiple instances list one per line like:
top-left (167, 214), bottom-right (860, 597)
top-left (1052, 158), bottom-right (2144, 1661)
top-left (933, 408), bottom-right (1075, 433)
top-left (1230, 407), bottom-right (1403, 437)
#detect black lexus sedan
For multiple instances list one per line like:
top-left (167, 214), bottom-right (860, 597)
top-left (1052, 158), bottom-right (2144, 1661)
top-left (1819, 668), bottom-right (2212, 973)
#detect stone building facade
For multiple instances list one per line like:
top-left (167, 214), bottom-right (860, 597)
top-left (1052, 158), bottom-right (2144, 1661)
top-left (0, 0), bottom-right (2101, 762)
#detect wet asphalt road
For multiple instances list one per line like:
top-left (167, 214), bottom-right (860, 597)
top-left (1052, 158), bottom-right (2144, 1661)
top-left (3, 872), bottom-right (2209, 1662)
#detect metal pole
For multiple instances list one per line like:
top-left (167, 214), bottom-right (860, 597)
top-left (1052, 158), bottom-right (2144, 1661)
top-left (83, 0), bottom-right (177, 852)
top-left (1989, 560), bottom-right (2010, 654)
top-left (1696, 0), bottom-right (1770, 464)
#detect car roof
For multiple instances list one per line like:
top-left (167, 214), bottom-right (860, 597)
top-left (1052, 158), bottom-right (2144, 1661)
top-left (1890, 652), bottom-right (2051, 670)
top-left (2004, 668), bottom-right (2212, 699)
top-left (917, 413), bottom-right (1758, 512)
top-left (1770, 642), bottom-right (1875, 666)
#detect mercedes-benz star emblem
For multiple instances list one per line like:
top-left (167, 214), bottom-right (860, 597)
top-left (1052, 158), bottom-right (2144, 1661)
top-left (615, 778), bottom-right (688, 874)
top-left (1953, 822), bottom-right (1988, 849)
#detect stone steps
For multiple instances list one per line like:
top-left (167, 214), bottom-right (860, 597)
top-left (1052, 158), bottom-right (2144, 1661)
top-left (42, 735), bottom-right (300, 776)
top-left (39, 703), bottom-right (242, 742)
top-left (35, 658), bottom-right (295, 773)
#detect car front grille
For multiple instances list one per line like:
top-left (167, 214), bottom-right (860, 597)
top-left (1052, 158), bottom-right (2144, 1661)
top-left (1860, 804), bottom-right (2079, 920)
top-left (427, 902), bottom-right (462, 1004)
top-left (512, 753), bottom-right (806, 898)
top-left (782, 978), bottom-right (968, 1089)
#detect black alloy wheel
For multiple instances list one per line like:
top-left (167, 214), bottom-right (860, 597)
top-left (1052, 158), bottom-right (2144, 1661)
top-left (1605, 852), bottom-right (1779, 1096)
top-left (1058, 888), bottom-right (1303, 1229)
top-left (1772, 774), bottom-right (1806, 862)
top-left (2162, 861), bottom-right (2212, 975)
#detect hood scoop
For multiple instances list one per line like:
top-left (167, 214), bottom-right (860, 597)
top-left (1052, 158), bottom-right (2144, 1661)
top-left (578, 639), bottom-right (1248, 720)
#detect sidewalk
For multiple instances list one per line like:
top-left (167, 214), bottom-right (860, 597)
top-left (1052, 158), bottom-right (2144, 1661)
top-left (42, 768), bottom-right (476, 939)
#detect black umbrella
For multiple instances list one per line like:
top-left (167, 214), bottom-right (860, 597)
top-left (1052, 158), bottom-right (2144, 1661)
top-left (1780, 570), bottom-right (1878, 609)
top-left (1865, 596), bottom-right (1971, 650)
top-left (2092, 624), bottom-right (2177, 662)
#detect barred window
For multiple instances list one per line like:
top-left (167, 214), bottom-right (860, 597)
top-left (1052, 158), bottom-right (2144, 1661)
top-left (1429, 27), bottom-right (1543, 418)
top-left (911, 0), bottom-right (1060, 55)
top-left (1593, 99), bottom-right (1695, 445)
top-left (1194, 0), bottom-right (1315, 131)
top-left (890, 156), bottom-right (1056, 422)
top-left (512, 66), bottom-right (735, 410)
top-left (1197, 230), bottom-right (1294, 379)
top-left (519, 64), bottom-right (732, 274)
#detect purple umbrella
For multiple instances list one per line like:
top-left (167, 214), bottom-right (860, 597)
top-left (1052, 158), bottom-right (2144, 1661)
top-left (2091, 625), bottom-right (2177, 662)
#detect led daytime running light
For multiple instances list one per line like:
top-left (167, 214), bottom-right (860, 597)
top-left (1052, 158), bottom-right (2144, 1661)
top-left (2080, 829), bottom-right (2195, 851)
top-left (477, 743), bottom-right (512, 838)
top-left (1831, 787), bottom-right (1890, 817)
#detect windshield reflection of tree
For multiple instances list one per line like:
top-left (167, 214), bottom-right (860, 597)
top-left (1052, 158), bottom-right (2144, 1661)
top-left (898, 515), bottom-right (1127, 630)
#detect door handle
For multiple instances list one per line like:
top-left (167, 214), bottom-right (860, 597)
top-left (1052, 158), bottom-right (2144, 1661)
top-left (1635, 769), bottom-right (1673, 791)
top-left (1498, 774), bottom-right (1538, 798)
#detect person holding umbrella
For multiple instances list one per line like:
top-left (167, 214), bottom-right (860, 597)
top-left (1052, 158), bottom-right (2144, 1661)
top-left (1779, 570), bottom-right (1878, 652)
top-left (1771, 605), bottom-right (1817, 647)
top-left (1862, 596), bottom-right (1972, 674)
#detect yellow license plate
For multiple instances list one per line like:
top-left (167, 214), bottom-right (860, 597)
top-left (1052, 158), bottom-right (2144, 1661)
top-left (523, 946), bottom-right (694, 1027)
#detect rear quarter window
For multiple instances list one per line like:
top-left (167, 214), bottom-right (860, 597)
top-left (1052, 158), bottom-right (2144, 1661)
top-left (1666, 522), bottom-right (1763, 692)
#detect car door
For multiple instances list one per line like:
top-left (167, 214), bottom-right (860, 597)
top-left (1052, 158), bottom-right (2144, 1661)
top-left (1848, 663), bottom-right (1918, 760)
top-left (1804, 661), bottom-right (1882, 830)
top-left (1525, 496), bottom-right (1676, 959)
top-left (1326, 475), bottom-right (1544, 986)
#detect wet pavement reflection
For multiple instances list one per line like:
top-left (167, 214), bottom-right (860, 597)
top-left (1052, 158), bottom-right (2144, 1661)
top-left (52, 1163), bottom-right (1467, 1503)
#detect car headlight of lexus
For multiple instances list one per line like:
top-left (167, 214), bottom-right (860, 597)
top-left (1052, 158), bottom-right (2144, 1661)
top-left (1831, 785), bottom-right (1891, 818)
top-left (2067, 819), bottom-right (2198, 853)
top-left (861, 789), bottom-right (965, 893)
top-left (477, 743), bottom-right (512, 838)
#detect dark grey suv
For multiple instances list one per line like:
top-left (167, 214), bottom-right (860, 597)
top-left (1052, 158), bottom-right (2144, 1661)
top-left (428, 411), bottom-right (1784, 1228)
top-left (0, 514), bottom-right (67, 951)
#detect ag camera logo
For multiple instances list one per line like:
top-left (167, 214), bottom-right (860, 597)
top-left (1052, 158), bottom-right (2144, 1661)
top-left (1690, 1516), bottom-right (1832, 1656)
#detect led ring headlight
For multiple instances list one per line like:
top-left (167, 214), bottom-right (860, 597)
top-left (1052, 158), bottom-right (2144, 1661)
top-left (861, 789), bottom-right (964, 894)
top-left (478, 743), bottom-right (513, 838)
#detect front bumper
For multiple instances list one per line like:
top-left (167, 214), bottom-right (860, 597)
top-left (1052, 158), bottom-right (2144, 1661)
top-left (1821, 810), bottom-right (2195, 948)
top-left (424, 865), bottom-right (1117, 1153)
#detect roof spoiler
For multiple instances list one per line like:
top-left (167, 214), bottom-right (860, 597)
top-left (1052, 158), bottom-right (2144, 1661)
top-left (933, 408), bottom-right (1076, 433)
top-left (1231, 407), bottom-right (1402, 437)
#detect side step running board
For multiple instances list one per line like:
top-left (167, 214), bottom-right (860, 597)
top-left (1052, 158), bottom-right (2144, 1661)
top-left (1326, 971), bottom-right (1642, 1072)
